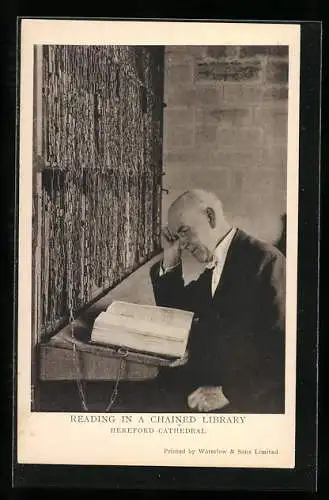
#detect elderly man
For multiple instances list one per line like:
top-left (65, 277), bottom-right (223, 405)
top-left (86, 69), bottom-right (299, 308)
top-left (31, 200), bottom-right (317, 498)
top-left (149, 189), bottom-right (286, 414)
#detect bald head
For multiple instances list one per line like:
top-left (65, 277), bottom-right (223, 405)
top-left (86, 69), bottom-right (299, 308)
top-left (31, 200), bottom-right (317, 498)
top-left (168, 189), bottom-right (225, 222)
top-left (167, 189), bottom-right (230, 263)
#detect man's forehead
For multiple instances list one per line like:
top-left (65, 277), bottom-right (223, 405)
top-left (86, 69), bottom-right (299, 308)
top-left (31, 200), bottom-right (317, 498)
top-left (168, 202), bottom-right (199, 228)
top-left (168, 206), bottom-right (183, 228)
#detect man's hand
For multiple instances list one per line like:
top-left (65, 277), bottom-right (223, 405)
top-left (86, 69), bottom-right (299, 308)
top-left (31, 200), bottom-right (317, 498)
top-left (161, 226), bottom-right (181, 270)
top-left (187, 386), bottom-right (230, 412)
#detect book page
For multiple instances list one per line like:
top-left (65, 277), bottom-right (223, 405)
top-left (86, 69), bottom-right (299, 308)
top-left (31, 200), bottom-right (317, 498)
top-left (93, 312), bottom-right (188, 342)
top-left (93, 304), bottom-right (193, 342)
top-left (105, 301), bottom-right (194, 339)
top-left (91, 325), bottom-right (186, 358)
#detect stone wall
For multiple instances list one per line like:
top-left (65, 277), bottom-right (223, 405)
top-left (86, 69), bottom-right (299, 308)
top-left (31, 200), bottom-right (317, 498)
top-left (162, 45), bottom-right (288, 249)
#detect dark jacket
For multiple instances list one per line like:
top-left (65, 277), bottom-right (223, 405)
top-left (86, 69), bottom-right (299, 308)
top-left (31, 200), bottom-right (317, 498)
top-left (149, 229), bottom-right (286, 413)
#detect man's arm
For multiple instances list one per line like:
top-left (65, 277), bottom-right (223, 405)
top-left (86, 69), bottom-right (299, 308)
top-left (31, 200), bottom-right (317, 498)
top-left (150, 259), bottom-right (207, 315)
top-left (149, 225), bottom-right (211, 314)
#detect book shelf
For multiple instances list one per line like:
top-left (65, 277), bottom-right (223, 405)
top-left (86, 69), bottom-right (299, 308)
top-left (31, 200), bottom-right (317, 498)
top-left (31, 45), bottom-right (165, 408)
top-left (32, 45), bottom-right (165, 342)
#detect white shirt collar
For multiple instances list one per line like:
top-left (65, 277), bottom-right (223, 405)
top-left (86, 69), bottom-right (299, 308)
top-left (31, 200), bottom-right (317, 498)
top-left (206, 227), bottom-right (237, 269)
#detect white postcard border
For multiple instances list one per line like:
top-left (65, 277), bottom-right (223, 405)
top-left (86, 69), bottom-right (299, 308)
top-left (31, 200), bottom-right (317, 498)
top-left (17, 19), bottom-right (300, 468)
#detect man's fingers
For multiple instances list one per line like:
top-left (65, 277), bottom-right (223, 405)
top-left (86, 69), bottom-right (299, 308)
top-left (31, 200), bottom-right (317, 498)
top-left (162, 227), bottom-right (171, 240)
top-left (162, 226), bottom-right (177, 243)
top-left (197, 399), bottom-right (211, 412)
top-left (188, 387), bottom-right (228, 412)
top-left (189, 387), bottom-right (203, 399)
top-left (162, 226), bottom-right (171, 240)
top-left (187, 395), bottom-right (198, 409)
top-left (187, 393), bottom-right (198, 408)
top-left (187, 387), bottom-right (203, 408)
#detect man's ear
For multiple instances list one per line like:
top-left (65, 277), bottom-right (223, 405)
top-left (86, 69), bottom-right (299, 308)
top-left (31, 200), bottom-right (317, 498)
top-left (206, 207), bottom-right (216, 228)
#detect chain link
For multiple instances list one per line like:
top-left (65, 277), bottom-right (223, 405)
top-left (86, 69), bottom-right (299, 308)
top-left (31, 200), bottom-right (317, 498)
top-left (69, 321), bottom-right (127, 412)
top-left (105, 354), bottom-right (127, 412)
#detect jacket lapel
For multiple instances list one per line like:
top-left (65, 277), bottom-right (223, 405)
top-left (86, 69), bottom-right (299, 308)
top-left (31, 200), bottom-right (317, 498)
top-left (211, 228), bottom-right (246, 305)
top-left (198, 267), bottom-right (213, 303)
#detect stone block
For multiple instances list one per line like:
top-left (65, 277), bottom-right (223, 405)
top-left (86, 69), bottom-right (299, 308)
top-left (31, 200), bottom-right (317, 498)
top-left (239, 45), bottom-right (288, 59)
top-left (234, 127), bottom-right (264, 148)
top-left (164, 149), bottom-right (264, 170)
top-left (266, 60), bottom-right (289, 84)
top-left (164, 108), bottom-right (195, 128)
top-left (165, 166), bottom-right (230, 192)
top-left (163, 150), bottom-right (204, 167)
top-left (268, 46), bottom-right (289, 58)
top-left (266, 144), bottom-right (288, 170)
top-left (196, 61), bottom-right (261, 82)
top-left (211, 149), bottom-right (265, 169)
top-left (195, 124), bottom-right (218, 144)
top-left (241, 169), bottom-right (276, 195)
top-left (165, 45), bottom-right (186, 54)
top-left (189, 46), bottom-right (208, 57)
top-left (262, 85), bottom-right (289, 101)
top-left (231, 169), bottom-right (244, 191)
top-left (164, 125), bottom-right (194, 148)
top-left (273, 170), bottom-right (287, 193)
top-left (222, 83), bottom-right (262, 104)
top-left (272, 113), bottom-right (288, 140)
top-left (209, 107), bottom-right (254, 126)
top-left (240, 46), bottom-right (270, 58)
top-left (254, 109), bottom-right (288, 142)
top-left (217, 128), bottom-right (238, 147)
top-left (206, 46), bottom-right (239, 59)
top-left (254, 107), bottom-right (288, 124)
top-left (195, 87), bottom-right (223, 107)
top-left (166, 51), bottom-right (194, 67)
top-left (166, 88), bottom-right (196, 107)
top-left (166, 63), bottom-right (194, 85)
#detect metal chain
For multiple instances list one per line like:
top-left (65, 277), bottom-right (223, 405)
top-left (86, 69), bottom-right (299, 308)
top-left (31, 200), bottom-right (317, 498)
top-left (69, 321), bottom-right (127, 412)
top-left (104, 352), bottom-right (127, 412)
top-left (70, 317), bottom-right (89, 412)
top-left (66, 166), bottom-right (89, 412)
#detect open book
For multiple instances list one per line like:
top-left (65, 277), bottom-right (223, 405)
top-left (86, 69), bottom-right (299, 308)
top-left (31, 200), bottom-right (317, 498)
top-left (90, 301), bottom-right (194, 359)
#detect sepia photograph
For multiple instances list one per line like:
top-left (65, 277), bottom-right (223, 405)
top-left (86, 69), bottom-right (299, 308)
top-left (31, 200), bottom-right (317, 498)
top-left (32, 43), bottom-right (287, 414)
top-left (17, 19), bottom-right (303, 469)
